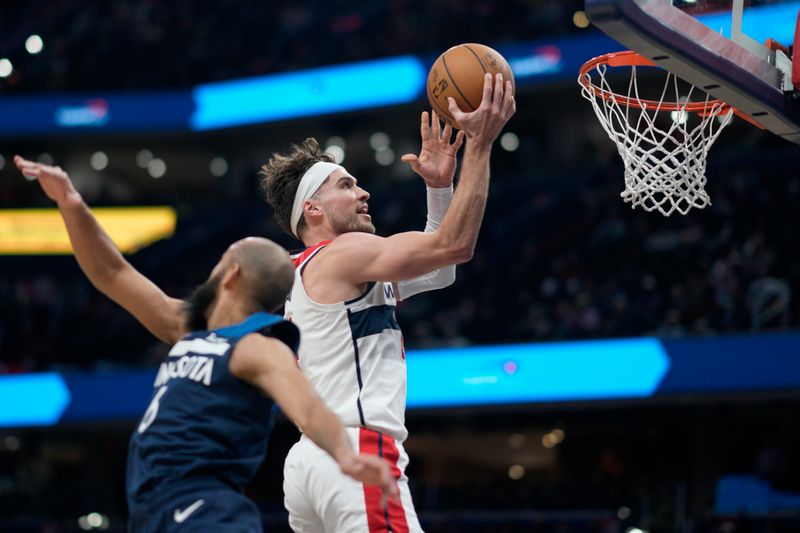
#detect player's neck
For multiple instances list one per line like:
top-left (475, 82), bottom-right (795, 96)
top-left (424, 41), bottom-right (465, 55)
top-left (205, 296), bottom-right (252, 330)
top-left (302, 226), bottom-right (338, 246)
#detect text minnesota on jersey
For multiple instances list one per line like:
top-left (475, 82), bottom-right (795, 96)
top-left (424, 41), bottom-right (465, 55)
top-left (153, 333), bottom-right (232, 388)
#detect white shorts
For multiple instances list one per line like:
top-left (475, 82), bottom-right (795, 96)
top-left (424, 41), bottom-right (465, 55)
top-left (283, 427), bottom-right (424, 533)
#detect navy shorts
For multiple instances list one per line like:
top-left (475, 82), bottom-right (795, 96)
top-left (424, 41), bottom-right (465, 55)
top-left (128, 486), bottom-right (262, 532)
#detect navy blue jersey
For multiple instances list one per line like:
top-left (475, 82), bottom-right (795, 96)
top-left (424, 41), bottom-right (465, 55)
top-left (126, 312), bottom-right (299, 507)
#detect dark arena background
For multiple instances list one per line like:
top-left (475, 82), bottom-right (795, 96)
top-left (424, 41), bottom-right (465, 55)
top-left (2, 1), bottom-right (800, 532)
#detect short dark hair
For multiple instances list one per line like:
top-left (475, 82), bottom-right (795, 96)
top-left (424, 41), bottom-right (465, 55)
top-left (259, 138), bottom-right (335, 237)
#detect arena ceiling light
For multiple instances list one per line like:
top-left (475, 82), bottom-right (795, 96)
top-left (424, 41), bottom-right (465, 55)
top-left (375, 147), bottom-right (395, 166)
top-left (0, 59), bottom-right (13, 78)
top-left (135, 149), bottom-right (154, 168)
top-left (209, 156), bottom-right (228, 177)
top-left (90, 151), bottom-right (109, 171)
top-left (500, 132), bottom-right (520, 152)
top-left (25, 35), bottom-right (44, 55)
top-left (325, 144), bottom-right (345, 164)
top-left (573, 11), bottom-right (591, 29)
top-left (326, 136), bottom-right (346, 150)
top-left (147, 158), bottom-right (166, 178)
top-left (369, 132), bottom-right (390, 151)
top-left (507, 464), bottom-right (525, 480)
top-left (78, 512), bottom-right (110, 531)
top-left (325, 136), bottom-right (347, 163)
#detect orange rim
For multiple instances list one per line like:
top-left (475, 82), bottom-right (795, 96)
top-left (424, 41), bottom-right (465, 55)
top-left (579, 50), bottom-right (731, 114)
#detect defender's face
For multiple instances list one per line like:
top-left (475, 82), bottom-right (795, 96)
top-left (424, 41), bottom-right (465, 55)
top-left (184, 273), bottom-right (221, 331)
top-left (186, 247), bottom-right (235, 330)
top-left (316, 169), bottom-right (375, 235)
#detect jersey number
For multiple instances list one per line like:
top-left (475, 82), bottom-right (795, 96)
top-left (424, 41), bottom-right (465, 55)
top-left (138, 386), bottom-right (167, 434)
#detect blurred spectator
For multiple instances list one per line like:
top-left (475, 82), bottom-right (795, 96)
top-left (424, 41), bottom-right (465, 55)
top-left (0, 0), bottom-right (585, 94)
top-left (2, 145), bottom-right (799, 371)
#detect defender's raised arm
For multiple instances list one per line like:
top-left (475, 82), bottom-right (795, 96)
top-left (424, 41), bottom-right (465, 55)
top-left (14, 156), bottom-right (186, 344)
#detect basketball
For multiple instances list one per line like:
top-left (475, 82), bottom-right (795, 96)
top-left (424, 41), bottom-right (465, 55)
top-left (427, 43), bottom-right (515, 127)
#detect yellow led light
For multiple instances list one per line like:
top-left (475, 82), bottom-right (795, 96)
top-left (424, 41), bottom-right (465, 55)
top-left (0, 207), bottom-right (177, 255)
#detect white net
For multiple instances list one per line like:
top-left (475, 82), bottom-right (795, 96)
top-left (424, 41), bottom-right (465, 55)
top-left (580, 60), bottom-right (734, 216)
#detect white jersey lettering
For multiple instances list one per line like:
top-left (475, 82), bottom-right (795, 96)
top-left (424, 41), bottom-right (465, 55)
top-left (153, 355), bottom-right (215, 387)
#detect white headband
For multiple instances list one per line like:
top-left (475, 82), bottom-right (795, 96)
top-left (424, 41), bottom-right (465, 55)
top-left (290, 161), bottom-right (345, 238)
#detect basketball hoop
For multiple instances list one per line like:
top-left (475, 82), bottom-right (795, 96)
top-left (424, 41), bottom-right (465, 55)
top-left (579, 51), bottom-right (742, 216)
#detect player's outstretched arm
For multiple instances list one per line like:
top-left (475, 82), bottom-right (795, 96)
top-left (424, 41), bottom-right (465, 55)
top-left (231, 334), bottom-right (400, 506)
top-left (14, 156), bottom-right (186, 344)
top-left (326, 73), bottom-right (516, 284)
top-left (393, 110), bottom-right (463, 300)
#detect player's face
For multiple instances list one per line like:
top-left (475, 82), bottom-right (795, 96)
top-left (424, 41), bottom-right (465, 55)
top-left (317, 171), bottom-right (375, 235)
top-left (184, 273), bottom-right (222, 331)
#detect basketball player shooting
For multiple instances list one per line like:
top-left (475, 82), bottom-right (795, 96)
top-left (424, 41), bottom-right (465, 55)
top-left (14, 155), bottom-right (399, 533)
top-left (260, 72), bottom-right (515, 532)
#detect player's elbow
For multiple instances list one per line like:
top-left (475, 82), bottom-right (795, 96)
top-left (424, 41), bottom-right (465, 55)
top-left (290, 401), bottom-right (318, 435)
top-left (292, 416), bottom-right (310, 435)
top-left (449, 244), bottom-right (475, 264)
top-left (434, 248), bottom-right (472, 267)
top-left (436, 235), bottom-right (475, 264)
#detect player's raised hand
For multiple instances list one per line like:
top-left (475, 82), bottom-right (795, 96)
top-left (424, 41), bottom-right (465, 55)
top-left (447, 72), bottom-right (516, 147)
top-left (401, 110), bottom-right (466, 188)
top-left (340, 453), bottom-right (401, 509)
top-left (14, 155), bottom-right (83, 209)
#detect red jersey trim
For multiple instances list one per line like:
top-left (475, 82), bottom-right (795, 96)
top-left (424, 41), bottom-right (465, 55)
top-left (291, 240), bottom-right (332, 268)
top-left (360, 427), bottom-right (409, 533)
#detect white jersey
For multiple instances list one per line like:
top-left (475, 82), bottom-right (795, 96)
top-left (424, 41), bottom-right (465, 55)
top-left (286, 241), bottom-right (408, 442)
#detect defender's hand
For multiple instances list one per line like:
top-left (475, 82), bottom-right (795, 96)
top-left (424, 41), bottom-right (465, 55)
top-left (15, 155), bottom-right (83, 208)
top-left (340, 453), bottom-right (401, 509)
top-left (401, 110), bottom-right (465, 188)
top-left (447, 73), bottom-right (516, 148)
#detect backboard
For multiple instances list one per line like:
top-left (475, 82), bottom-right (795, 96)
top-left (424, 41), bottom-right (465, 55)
top-left (585, 0), bottom-right (800, 144)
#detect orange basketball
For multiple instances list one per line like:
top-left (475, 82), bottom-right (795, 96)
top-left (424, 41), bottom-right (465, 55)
top-left (427, 43), bottom-right (515, 127)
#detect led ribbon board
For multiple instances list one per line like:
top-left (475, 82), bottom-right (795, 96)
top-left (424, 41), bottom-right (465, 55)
top-left (0, 373), bottom-right (70, 427)
top-left (0, 207), bottom-right (177, 254)
top-left (407, 338), bottom-right (670, 408)
top-left (1, 332), bottom-right (800, 427)
top-left (190, 55), bottom-right (427, 130)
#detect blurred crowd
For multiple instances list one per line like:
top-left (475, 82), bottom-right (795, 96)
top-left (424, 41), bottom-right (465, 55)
top-left (2, 138), bottom-right (798, 373)
top-left (2, 0), bottom-right (792, 95)
top-left (2, 396), bottom-right (798, 532)
top-left (402, 157), bottom-right (799, 349)
top-left (0, 0), bottom-right (584, 94)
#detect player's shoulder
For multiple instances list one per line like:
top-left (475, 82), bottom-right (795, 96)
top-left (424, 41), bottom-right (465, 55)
top-left (236, 332), bottom-right (292, 353)
top-left (305, 233), bottom-right (390, 281)
top-left (327, 231), bottom-right (386, 252)
top-left (230, 333), bottom-right (295, 375)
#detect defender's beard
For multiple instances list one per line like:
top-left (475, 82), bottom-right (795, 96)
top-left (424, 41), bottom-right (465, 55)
top-left (183, 274), bottom-right (221, 332)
